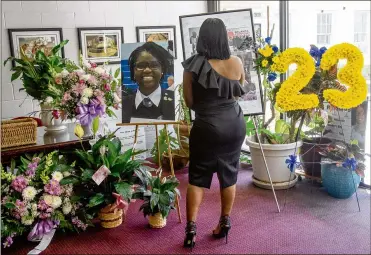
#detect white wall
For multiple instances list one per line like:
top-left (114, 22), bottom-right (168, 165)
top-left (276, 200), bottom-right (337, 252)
top-left (1, 1), bottom-right (207, 119)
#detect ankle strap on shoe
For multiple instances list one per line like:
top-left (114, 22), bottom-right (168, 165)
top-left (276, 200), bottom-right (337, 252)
top-left (219, 216), bottom-right (230, 227)
top-left (185, 221), bottom-right (197, 233)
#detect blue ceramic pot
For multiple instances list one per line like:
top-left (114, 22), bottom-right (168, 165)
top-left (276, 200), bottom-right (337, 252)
top-left (321, 163), bottom-right (361, 199)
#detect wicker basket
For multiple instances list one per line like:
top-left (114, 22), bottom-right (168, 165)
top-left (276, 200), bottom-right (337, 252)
top-left (148, 213), bottom-right (167, 228)
top-left (98, 204), bottom-right (123, 228)
top-left (1, 118), bottom-right (37, 149)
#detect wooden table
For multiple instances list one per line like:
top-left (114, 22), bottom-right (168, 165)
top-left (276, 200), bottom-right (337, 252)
top-left (1, 123), bottom-right (91, 165)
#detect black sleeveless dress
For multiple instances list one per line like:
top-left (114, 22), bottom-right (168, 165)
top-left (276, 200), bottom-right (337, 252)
top-left (182, 54), bottom-right (247, 189)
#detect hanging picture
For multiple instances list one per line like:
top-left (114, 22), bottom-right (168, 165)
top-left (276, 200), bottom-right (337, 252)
top-left (121, 41), bottom-right (175, 123)
top-left (179, 9), bottom-right (264, 117)
top-left (8, 28), bottom-right (64, 67)
top-left (77, 27), bottom-right (123, 65)
top-left (136, 26), bottom-right (177, 59)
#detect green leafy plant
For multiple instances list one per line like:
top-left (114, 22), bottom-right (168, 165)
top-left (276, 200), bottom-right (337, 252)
top-left (3, 40), bottom-right (79, 102)
top-left (133, 170), bottom-right (180, 218)
top-left (150, 128), bottom-right (179, 165)
top-left (63, 129), bottom-right (150, 218)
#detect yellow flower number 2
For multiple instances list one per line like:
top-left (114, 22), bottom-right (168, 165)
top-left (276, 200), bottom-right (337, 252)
top-left (272, 43), bottom-right (367, 111)
top-left (320, 43), bottom-right (367, 109)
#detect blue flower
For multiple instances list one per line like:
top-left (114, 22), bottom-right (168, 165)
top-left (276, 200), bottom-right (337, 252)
top-left (285, 154), bottom-right (300, 173)
top-left (265, 37), bottom-right (271, 45)
top-left (272, 45), bottom-right (279, 53)
top-left (267, 72), bottom-right (277, 82)
top-left (319, 46), bottom-right (327, 54)
top-left (342, 158), bottom-right (357, 171)
top-left (309, 46), bottom-right (319, 58)
top-left (315, 59), bottom-right (321, 67)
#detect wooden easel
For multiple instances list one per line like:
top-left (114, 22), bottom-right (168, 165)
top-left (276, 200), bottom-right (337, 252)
top-left (117, 121), bottom-right (182, 223)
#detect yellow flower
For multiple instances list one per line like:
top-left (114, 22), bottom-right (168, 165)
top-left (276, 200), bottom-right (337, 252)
top-left (74, 124), bottom-right (84, 139)
top-left (272, 56), bottom-right (279, 63)
top-left (260, 46), bottom-right (274, 57)
top-left (262, 59), bottom-right (268, 67)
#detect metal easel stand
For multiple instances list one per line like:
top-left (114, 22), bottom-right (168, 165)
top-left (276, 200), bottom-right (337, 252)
top-left (252, 116), bottom-right (281, 213)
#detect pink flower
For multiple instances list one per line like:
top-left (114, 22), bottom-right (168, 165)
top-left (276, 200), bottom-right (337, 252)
top-left (52, 110), bottom-right (60, 120)
top-left (54, 76), bottom-right (63, 85)
top-left (96, 95), bottom-right (105, 105)
top-left (104, 83), bottom-right (111, 91)
top-left (113, 104), bottom-right (119, 110)
top-left (3, 235), bottom-right (14, 248)
top-left (44, 180), bottom-right (62, 196)
top-left (90, 62), bottom-right (97, 68)
top-left (88, 75), bottom-right (97, 85)
top-left (38, 199), bottom-right (49, 211)
top-left (32, 157), bottom-right (41, 163)
top-left (12, 199), bottom-right (27, 219)
top-left (94, 89), bottom-right (104, 97)
top-left (72, 83), bottom-right (87, 96)
top-left (11, 176), bottom-right (28, 193)
top-left (26, 161), bottom-right (38, 177)
top-left (62, 92), bottom-right (72, 105)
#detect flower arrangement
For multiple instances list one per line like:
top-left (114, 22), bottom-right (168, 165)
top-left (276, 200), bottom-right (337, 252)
top-left (318, 140), bottom-right (369, 177)
top-left (1, 152), bottom-right (90, 248)
top-left (51, 57), bottom-right (122, 127)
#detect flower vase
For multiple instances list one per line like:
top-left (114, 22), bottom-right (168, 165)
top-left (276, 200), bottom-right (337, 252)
top-left (81, 124), bottom-right (93, 138)
top-left (98, 204), bottom-right (123, 228)
top-left (40, 103), bottom-right (66, 132)
top-left (148, 213), bottom-right (167, 228)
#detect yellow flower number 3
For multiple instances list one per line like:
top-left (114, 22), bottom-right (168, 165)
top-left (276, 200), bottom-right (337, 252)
top-left (272, 43), bottom-right (367, 111)
top-left (320, 43), bottom-right (367, 109)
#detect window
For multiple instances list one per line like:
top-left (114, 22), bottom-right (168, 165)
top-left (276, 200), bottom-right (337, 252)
top-left (354, 11), bottom-right (369, 54)
top-left (317, 13), bottom-right (332, 45)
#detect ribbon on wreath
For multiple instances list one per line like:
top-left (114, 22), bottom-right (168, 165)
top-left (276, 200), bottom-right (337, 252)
top-left (27, 219), bottom-right (59, 255)
top-left (285, 155), bottom-right (301, 173)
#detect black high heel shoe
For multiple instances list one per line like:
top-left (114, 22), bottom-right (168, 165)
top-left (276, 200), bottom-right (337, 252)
top-left (212, 215), bottom-right (231, 244)
top-left (183, 221), bottom-right (197, 250)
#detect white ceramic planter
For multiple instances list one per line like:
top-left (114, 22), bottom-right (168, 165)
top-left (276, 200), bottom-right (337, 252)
top-left (245, 136), bottom-right (303, 190)
top-left (40, 103), bottom-right (66, 132)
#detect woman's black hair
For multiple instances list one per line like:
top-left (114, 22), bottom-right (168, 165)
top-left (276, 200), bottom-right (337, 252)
top-left (128, 41), bottom-right (174, 81)
top-left (196, 18), bottom-right (231, 60)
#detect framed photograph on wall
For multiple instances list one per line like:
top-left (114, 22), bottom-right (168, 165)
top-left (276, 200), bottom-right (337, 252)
top-left (179, 9), bottom-right (264, 118)
top-left (77, 27), bottom-right (124, 65)
top-left (8, 28), bottom-right (64, 67)
top-left (136, 26), bottom-right (177, 59)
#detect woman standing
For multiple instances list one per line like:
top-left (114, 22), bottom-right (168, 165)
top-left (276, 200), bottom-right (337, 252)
top-left (182, 18), bottom-right (246, 249)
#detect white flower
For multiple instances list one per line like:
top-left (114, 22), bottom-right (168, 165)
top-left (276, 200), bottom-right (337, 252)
top-left (84, 61), bottom-right (92, 69)
top-left (45, 96), bottom-right (53, 104)
top-left (44, 194), bottom-right (53, 206)
top-left (81, 74), bottom-right (91, 81)
top-left (22, 186), bottom-right (37, 201)
top-left (21, 216), bottom-right (34, 226)
top-left (113, 92), bottom-right (121, 103)
top-left (76, 69), bottom-right (85, 76)
top-left (62, 203), bottom-right (72, 215)
top-left (31, 203), bottom-right (37, 211)
top-left (51, 196), bottom-right (62, 209)
top-left (82, 88), bottom-right (93, 98)
top-left (94, 67), bottom-right (105, 75)
top-left (61, 69), bottom-right (69, 77)
top-left (99, 145), bottom-right (107, 156)
top-left (52, 171), bottom-right (63, 182)
top-left (63, 171), bottom-right (71, 177)
top-left (80, 96), bottom-right (89, 105)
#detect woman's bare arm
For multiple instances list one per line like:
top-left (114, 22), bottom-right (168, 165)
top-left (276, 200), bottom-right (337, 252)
top-left (183, 71), bottom-right (193, 108)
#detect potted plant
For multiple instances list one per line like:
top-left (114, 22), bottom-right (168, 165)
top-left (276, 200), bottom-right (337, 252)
top-left (133, 169), bottom-right (180, 228)
top-left (1, 151), bottom-right (90, 248)
top-left (151, 128), bottom-right (188, 171)
top-left (318, 140), bottom-right (369, 198)
top-left (4, 40), bottom-right (80, 131)
top-left (175, 83), bottom-right (191, 155)
top-left (63, 127), bottom-right (150, 228)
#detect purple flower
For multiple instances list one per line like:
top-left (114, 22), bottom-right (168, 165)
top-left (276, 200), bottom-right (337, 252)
top-left (272, 45), bottom-right (279, 53)
top-left (44, 180), bottom-right (62, 196)
top-left (26, 162), bottom-right (38, 177)
top-left (76, 98), bottom-right (106, 126)
top-left (3, 236), bottom-right (14, 248)
top-left (11, 175), bottom-right (28, 193)
top-left (319, 46), bottom-right (327, 54)
top-left (267, 72), bottom-right (277, 82)
top-left (265, 37), bottom-right (271, 45)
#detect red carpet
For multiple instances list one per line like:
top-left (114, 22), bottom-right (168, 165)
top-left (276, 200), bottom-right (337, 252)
top-left (3, 166), bottom-right (371, 254)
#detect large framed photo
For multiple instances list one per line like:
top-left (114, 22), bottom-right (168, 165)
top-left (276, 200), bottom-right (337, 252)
top-left (121, 42), bottom-right (175, 123)
top-left (78, 27), bottom-right (123, 65)
top-left (136, 26), bottom-right (177, 59)
top-left (179, 9), bottom-right (264, 117)
top-left (8, 28), bottom-right (64, 67)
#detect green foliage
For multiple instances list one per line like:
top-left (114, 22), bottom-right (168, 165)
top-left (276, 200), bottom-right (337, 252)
top-left (175, 83), bottom-right (191, 124)
top-left (3, 40), bottom-right (78, 101)
top-left (133, 173), bottom-right (180, 219)
top-left (150, 128), bottom-right (179, 164)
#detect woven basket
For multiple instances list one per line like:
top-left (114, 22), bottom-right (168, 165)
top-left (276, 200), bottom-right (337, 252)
top-left (1, 118), bottom-right (37, 149)
top-left (321, 163), bottom-right (361, 199)
top-left (148, 213), bottom-right (167, 228)
top-left (98, 204), bottom-right (123, 228)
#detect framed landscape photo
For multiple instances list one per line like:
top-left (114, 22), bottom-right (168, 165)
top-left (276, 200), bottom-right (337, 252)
top-left (8, 28), bottom-right (64, 67)
top-left (179, 9), bottom-right (264, 117)
top-left (78, 27), bottom-right (124, 65)
top-left (136, 26), bottom-right (177, 59)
